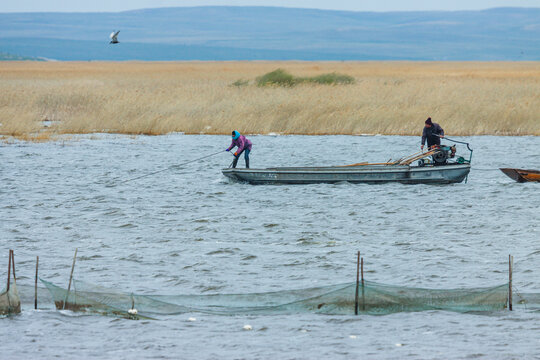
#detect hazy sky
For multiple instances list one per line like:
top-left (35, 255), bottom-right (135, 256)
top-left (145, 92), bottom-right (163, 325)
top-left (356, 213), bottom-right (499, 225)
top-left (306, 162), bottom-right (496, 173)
top-left (1, 0), bottom-right (539, 12)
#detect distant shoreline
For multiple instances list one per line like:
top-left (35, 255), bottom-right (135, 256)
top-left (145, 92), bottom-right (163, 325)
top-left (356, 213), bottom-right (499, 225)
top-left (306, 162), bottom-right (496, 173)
top-left (2, 7), bottom-right (539, 61)
top-left (1, 61), bottom-right (539, 141)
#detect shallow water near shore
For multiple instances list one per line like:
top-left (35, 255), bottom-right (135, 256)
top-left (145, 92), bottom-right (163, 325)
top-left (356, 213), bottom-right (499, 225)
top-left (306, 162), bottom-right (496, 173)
top-left (1, 134), bottom-right (540, 359)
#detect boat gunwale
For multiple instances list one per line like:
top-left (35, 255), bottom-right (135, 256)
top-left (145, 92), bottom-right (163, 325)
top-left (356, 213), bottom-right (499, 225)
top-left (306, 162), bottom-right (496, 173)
top-left (500, 168), bottom-right (540, 175)
top-left (222, 163), bottom-right (471, 174)
top-left (500, 168), bottom-right (540, 182)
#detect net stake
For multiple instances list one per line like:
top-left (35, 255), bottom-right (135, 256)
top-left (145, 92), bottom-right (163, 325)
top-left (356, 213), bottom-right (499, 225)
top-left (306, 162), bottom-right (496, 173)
top-left (35, 256), bottom-right (39, 310)
top-left (11, 250), bottom-right (16, 283)
top-left (355, 251), bottom-right (360, 315)
top-left (509, 254), bottom-right (513, 311)
top-left (64, 248), bottom-right (78, 310)
top-left (361, 257), bottom-right (365, 311)
top-left (7, 250), bottom-right (12, 292)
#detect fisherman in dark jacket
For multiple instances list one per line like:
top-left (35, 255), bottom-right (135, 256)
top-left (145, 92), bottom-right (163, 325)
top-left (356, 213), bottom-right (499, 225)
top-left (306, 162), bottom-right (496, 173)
top-left (421, 117), bottom-right (444, 150)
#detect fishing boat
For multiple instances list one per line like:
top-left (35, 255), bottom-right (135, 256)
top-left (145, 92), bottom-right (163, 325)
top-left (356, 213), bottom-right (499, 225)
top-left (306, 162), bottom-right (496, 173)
top-left (500, 168), bottom-right (540, 183)
top-left (223, 140), bottom-right (473, 185)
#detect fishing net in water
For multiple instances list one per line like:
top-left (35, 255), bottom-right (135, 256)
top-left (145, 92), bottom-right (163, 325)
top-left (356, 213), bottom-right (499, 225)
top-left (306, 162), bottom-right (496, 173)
top-left (0, 283), bottom-right (21, 315)
top-left (40, 278), bottom-right (509, 318)
top-left (16, 283), bottom-right (54, 307)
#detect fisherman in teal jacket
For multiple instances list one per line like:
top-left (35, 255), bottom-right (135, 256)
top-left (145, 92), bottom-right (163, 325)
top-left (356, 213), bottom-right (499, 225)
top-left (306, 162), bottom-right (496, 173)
top-left (226, 131), bottom-right (252, 168)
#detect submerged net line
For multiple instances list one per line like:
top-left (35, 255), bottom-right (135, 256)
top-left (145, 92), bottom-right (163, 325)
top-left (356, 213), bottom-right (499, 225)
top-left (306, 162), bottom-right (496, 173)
top-left (39, 278), bottom-right (510, 317)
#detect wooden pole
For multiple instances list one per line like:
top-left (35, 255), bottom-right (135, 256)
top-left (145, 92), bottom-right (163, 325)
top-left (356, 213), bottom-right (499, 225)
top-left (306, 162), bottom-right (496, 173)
top-left (355, 251), bottom-right (360, 315)
top-left (509, 254), bottom-right (513, 311)
top-left (11, 250), bottom-right (16, 283)
top-left (35, 256), bottom-right (39, 310)
top-left (7, 250), bottom-right (12, 292)
top-left (361, 257), bottom-right (365, 311)
top-left (64, 248), bottom-right (78, 310)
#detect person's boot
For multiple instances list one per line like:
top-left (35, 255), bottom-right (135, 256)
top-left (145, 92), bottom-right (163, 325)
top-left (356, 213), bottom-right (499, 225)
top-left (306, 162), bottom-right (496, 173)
top-left (232, 157), bottom-right (239, 168)
top-left (245, 158), bottom-right (250, 169)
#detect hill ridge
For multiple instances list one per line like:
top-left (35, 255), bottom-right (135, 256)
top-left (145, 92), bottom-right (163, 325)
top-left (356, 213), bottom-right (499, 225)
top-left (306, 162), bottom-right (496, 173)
top-left (1, 6), bottom-right (539, 60)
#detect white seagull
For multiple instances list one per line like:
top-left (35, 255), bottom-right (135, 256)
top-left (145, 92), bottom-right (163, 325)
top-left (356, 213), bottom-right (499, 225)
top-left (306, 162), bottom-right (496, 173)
top-left (109, 30), bottom-right (120, 44)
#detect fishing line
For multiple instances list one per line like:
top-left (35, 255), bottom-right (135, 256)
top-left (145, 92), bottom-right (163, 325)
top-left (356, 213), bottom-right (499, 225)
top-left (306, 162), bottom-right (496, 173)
top-left (117, 150), bottom-right (226, 185)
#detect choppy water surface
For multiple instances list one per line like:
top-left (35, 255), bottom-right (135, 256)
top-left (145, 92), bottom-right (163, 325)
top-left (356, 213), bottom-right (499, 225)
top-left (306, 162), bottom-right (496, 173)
top-left (1, 135), bottom-right (539, 359)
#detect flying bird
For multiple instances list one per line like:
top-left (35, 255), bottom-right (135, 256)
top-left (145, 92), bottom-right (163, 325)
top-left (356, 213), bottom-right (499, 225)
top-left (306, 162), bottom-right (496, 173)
top-left (109, 30), bottom-right (120, 44)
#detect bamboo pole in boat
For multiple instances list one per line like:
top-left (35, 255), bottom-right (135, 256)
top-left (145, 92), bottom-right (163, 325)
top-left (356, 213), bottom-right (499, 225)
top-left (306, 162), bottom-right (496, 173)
top-left (355, 251), bottom-right (360, 315)
top-left (64, 248), bottom-right (78, 310)
top-left (509, 254), bottom-right (513, 311)
top-left (400, 150), bottom-right (438, 165)
top-left (35, 256), bottom-right (39, 310)
top-left (361, 257), bottom-right (365, 311)
top-left (7, 250), bottom-right (12, 292)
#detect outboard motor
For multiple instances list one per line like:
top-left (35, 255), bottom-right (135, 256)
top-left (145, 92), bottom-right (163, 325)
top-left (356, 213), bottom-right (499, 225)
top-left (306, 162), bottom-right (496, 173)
top-left (432, 145), bottom-right (456, 165)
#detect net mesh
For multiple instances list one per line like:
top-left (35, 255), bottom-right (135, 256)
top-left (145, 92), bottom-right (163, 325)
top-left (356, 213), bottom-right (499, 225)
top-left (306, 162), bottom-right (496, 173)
top-left (0, 282), bottom-right (21, 315)
top-left (40, 278), bottom-right (509, 318)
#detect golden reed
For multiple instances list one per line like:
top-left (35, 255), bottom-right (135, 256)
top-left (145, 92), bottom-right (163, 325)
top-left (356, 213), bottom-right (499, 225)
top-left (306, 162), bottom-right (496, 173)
top-left (1, 61), bottom-right (539, 140)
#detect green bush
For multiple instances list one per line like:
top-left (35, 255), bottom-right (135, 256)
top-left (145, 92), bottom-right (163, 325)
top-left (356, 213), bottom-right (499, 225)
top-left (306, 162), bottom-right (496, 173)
top-left (256, 69), bottom-right (296, 87)
top-left (306, 72), bottom-right (355, 85)
top-left (256, 69), bottom-right (355, 87)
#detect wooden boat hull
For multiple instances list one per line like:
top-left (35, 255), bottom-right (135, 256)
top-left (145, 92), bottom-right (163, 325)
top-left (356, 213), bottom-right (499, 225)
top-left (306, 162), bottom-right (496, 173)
top-left (223, 164), bottom-right (471, 185)
top-left (500, 168), bottom-right (540, 183)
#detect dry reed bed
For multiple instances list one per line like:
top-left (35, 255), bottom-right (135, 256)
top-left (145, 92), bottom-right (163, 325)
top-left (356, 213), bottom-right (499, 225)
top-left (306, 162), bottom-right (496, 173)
top-left (0, 61), bottom-right (539, 140)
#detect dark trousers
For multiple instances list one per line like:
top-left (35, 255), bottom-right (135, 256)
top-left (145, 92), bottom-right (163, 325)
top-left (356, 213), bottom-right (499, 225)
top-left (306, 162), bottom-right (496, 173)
top-left (232, 149), bottom-right (250, 168)
top-left (427, 135), bottom-right (441, 148)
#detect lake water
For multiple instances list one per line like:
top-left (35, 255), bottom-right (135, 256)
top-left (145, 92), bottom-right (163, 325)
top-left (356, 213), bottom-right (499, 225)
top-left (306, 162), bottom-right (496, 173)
top-left (1, 134), bottom-right (539, 359)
